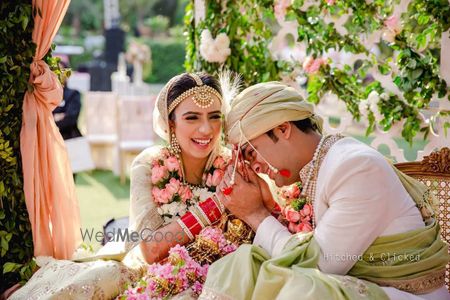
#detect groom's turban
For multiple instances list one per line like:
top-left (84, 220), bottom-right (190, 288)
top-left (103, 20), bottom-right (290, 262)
top-left (226, 82), bottom-right (323, 144)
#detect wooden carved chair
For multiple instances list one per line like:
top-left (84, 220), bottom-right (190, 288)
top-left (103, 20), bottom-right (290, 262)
top-left (395, 147), bottom-right (450, 292)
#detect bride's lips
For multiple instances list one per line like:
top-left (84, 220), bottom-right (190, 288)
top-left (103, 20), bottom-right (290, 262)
top-left (191, 138), bottom-right (212, 150)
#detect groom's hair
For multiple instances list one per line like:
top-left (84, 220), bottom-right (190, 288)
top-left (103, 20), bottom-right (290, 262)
top-left (168, 72), bottom-right (222, 120)
top-left (266, 118), bottom-right (318, 142)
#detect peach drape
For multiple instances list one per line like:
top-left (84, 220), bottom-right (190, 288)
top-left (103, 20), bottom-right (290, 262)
top-left (20, 0), bottom-right (80, 259)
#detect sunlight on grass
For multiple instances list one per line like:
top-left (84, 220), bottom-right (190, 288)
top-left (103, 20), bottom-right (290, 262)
top-left (75, 170), bottom-right (130, 249)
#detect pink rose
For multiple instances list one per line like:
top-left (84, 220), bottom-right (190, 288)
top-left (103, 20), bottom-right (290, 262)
top-left (165, 156), bottom-right (180, 172)
top-left (288, 221), bottom-right (300, 233)
top-left (152, 187), bottom-right (163, 204)
top-left (285, 207), bottom-right (301, 223)
top-left (303, 57), bottom-right (327, 74)
top-left (300, 203), bottom-right (312, 217)
top-left (151, 159), bottom-right (159, 167)
top-left (158, 188), bottom-right (172, 204)
top-left (274, 0), bottom-right (291, 22)
top-left (153, 188), bottom-right (169, 204)
top-left (326, 0), bottom-right (336, 5)
top-left (206, 169), bottom-right (224, 187)
top-left (298, 221), bottom-right (313, 232)
top-left (384, 16), bottom-right (401, 34)
top-left (178, 185), bottom-right (193, 203)
top-left (211, 169), bottom-right (224, 187)
top-left (213, 156), bottom-right (227, 170)
top-left (301, 215), bottom-right (311, 223)
top-left (151, 165), bottom-right (168, 184)
top-left (166, 177), bottom-right (180, 196)
top-left (286, 184), bottom-right (300, 199)
top-left (161, 148), bottom-right (170, 157)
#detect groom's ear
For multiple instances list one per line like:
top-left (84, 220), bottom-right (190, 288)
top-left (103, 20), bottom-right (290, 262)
top-left (274, 122), bottom-right (292, 140)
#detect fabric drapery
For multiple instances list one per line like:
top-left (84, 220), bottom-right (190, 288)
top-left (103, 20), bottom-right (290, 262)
top-left (202, 220), bottom-right (448, 299)
top-left (20, 0), bottom-right (80, 259)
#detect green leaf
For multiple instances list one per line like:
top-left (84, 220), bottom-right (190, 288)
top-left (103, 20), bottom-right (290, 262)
top-left (21, 16), bottom-right (29, 30)
top-left (378, 64), bottom-right (391, 75)
top-left (417, 15), bottom-right (429, 25)
top-left (292, 0), bottom-right (305, 10)
top-left (411, 69), bottom-right (423, 80)
top-left (3, 262), bottom-right (20, 274)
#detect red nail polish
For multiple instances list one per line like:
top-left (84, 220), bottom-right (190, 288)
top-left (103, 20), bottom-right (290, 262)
top-left (223, 186), bottom-right (233, 195)
top-left (279, 169), bottom-right (291, 178)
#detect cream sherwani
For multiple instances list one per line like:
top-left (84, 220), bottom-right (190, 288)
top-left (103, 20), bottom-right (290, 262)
top-left (253, 137), bottom-right (449, 299)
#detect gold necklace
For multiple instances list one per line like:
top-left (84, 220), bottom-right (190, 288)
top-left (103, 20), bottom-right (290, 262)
top-left (170, 149), bottom-right (206, 189)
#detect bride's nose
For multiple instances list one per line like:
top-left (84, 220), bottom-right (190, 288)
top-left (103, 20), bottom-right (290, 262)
top-left (198, 119), bottom-right (213, 135)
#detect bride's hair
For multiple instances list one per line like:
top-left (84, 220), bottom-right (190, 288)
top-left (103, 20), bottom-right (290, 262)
top-left (167, 73), bottom-right (222, 120)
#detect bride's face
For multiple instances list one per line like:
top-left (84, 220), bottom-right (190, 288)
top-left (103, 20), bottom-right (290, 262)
top-left (171, 95), bottom-right (222, 160)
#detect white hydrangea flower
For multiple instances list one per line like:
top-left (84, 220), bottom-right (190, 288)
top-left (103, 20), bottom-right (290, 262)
top-left (358, 100), bottom-right (369, 118)
top-left (200, 29), bottom-right (231, 63)
top-left (380, 93), bottom-right (389, 101)
top-left (199, 188), bottom-right (214, 202)
top-left (192, 188), bottom-right (202, 199)
top-left (170, 201), bottom-right (187, 216)
top-left (367, 91), bottom-right (384, 122)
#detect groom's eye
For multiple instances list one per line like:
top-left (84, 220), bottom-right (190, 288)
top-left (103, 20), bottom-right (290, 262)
top-left (243, 148), bottom-right (254, 161)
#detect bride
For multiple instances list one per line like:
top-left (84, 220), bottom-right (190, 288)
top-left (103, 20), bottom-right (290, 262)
top-left (9, 72), bottom-right (266, 299)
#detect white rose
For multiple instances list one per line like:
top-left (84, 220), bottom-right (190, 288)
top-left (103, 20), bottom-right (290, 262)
top-left (170, 202), bottom-right (186, 216)
top-left (367, 91), bottom-right (380, 105)
top-left (358, 100), bottom-right (369, 117)
top-left (372, 108), bottom-right (384, 122)
top-left (380, 93), bottom-right (389, 100)
top-left (192, 188), bottom-right (202, 199)
top-left (199, 189), bottom-right (214, 202)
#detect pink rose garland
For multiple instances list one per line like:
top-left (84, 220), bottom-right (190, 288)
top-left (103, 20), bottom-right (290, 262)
top-left (279, 182), bottom-right (314, 233)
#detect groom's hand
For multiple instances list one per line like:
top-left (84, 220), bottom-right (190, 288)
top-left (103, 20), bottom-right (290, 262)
top-left (217, 165), bottom-right (270, 231)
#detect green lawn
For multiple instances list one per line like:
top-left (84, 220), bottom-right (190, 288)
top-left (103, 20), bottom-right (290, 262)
top-left (75, 170), bottom-right (130, 249)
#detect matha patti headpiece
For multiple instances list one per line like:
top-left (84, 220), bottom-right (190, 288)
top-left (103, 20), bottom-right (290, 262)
top-left (167, 73), bottom-right (222, 114)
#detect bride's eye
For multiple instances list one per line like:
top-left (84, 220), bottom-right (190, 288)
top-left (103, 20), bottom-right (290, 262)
top-left (209, 114), bottom-right (221, 120)
top-left (185, 115), bottom-right (198, 120)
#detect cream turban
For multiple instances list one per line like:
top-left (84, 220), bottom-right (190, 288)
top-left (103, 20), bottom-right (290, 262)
top-left (226, 82), bottom-right (323, 144)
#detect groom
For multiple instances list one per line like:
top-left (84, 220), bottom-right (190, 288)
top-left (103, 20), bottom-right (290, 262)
top-left (206, 82), bottom-right (449, 299)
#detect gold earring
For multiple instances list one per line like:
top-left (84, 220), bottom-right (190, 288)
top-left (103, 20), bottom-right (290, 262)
top-left (170, 132), bottom-right (181, 155)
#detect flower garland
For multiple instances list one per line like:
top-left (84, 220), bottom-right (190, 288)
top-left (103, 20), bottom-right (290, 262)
top-left (278, 182), bottom-right (314, 233)
top-left (151, 148), bottom-right (228, 224)
top-left (118, 227), bottom-right (237, 299)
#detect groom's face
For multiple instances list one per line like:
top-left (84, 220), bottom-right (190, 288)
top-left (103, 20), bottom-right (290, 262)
top-left (241, 125), bottom-right (297, 187)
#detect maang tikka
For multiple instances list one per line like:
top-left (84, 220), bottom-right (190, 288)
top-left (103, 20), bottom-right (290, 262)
top-left (167, 73), bottom-right (222, 114)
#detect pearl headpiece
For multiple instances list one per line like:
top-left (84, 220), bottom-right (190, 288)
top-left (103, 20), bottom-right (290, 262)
top-left (167, 73), bottom-right (222, 114)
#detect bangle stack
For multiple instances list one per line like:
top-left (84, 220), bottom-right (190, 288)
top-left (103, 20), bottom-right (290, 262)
top-left (177, 197), bottom-right (224, 241)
